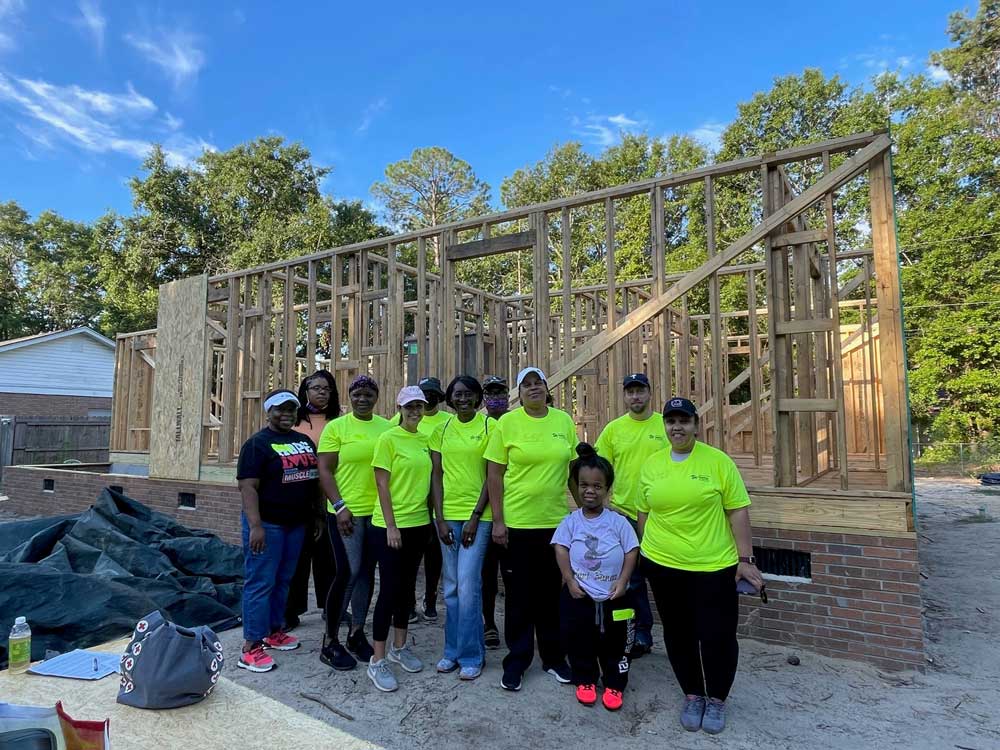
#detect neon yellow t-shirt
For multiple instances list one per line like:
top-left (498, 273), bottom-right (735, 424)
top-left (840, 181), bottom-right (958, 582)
top-left (388, 408), bottom-right (452, 437)
top-left (483, 407), bottom-right (578, 529)
top-left (317, 412), bottom-right (391, 515)
top-left (429, 413), bottom-right (494, 522)
top-left (595, 412), bottom-right (668, 520)
top-left (637, 441), bottom-right (751, 572)
top-left (371, 426), bottom-right (432, 529)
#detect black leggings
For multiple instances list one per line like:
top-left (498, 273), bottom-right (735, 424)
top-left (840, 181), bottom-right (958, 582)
top-left (411, 528), bottom-right (442, 610)
top-left (482, 540), bottom-right (502, 628)
top-left (284, 519), bottom-right (334, 621)
top-left (643, 558), bottom-right (740, 701)
top-left (370, 524), bottom-right (430, 642)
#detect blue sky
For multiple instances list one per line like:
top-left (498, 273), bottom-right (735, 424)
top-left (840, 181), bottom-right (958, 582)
top-left (0, 0), bottom-right (957, 225)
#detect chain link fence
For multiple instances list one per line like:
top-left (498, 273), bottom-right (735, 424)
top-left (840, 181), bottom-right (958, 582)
top-left (912, 440), bottom-right (1000, 477)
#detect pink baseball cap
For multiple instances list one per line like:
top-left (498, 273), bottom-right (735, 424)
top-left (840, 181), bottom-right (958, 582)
top-left (396, 385), bottom-right (429, 406)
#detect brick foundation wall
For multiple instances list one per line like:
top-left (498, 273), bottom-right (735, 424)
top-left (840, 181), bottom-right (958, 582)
top-left (0, 465), bottom-right (242, 545)
top-left (739, 527), bottom-right (924, 672)
top-left (0, 393), bottom-right (112, 418)
top-left (2, 464), bottom-right (926, 671)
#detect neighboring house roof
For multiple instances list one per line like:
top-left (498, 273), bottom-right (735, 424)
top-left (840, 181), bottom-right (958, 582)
top-left (0, 327), bottom-right (116, 398)
top-left (0, 327), bottom-right (115, 355)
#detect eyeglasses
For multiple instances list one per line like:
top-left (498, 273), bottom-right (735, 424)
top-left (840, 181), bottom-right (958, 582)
top-left (308, 386), bottom-right (332, 394)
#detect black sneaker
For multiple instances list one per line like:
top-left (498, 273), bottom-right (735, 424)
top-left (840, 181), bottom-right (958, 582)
top-left (484, 625), bottom-right (501, 650)
top-left (500, 669), bottom-right (523, 692)
top-left (408, 609), bottom-right (419, 624)
top-left (630, 630), bottom-right (653, 659)
top-left (543, 662), bottom-right (572, 684)
top-left (346, 629), bottom-right (375, 662)
top-left (422, 602), bottom-right (438, 621)
top-left (320, 640), bottom-right (357, 671)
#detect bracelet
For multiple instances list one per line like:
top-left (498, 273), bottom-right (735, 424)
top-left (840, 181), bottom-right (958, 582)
top-left (332, 499), bottom-right (347, 514)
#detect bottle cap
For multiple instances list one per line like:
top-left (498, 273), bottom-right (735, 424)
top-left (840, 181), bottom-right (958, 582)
top-left (14, 616), bottom-right (26, 625)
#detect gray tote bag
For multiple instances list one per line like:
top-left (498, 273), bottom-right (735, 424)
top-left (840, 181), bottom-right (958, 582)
top-left (116, 611), bottom-right (224, 709)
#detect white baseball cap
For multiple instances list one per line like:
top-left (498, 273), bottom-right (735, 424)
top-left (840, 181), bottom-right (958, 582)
top-left (515, 367), bottom-right (547, 388)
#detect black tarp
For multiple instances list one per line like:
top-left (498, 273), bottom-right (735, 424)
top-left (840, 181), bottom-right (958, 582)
top-left (0, 488), bottom-right (242, 669)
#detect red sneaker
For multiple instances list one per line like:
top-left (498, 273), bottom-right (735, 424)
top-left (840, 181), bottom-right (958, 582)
top-left (263, 630), bottom-right (300, 651)
top-left (576, 683), bottom-right (597, 706)
top-left (237, 645), bottom-right (275, 672)
top-left (602, 688), bottom-right (624, 711)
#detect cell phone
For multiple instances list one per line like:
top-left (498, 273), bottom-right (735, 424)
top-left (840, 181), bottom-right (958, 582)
top-left (736, 578), bottom-right (768, 604)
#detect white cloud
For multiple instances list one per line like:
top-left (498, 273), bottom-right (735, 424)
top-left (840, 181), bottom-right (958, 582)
top-left (608, 113), bottom-right (639, 127)
top-left (927, 65), bottom-right (951, 83)
top-left (76, 0), bottom-right (106, 52)
top-left (163, 111), bottom-right (183, 130)
top-left (690, 120), bottom-right (725, 152)
top-left (125, 28), bottom-right (205, 88)
top-left (0, 0), bottom-right (25, 53)
top-left (573, 112), bottom-right (645, 147)
top-left (356, 97), bottom-right (388, 134)
top-left (0, 73), bottom-right (214, 166)
top-left (896, 55), bottom-right (912, 69)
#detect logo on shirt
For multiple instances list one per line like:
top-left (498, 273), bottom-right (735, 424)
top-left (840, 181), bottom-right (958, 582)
top-left (271, 441), bottom-right (318, 483)
top-left (690, 474), bottom-right (710, 483)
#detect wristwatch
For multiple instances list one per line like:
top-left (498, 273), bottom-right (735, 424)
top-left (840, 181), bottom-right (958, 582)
top-left (738, 555), bottom-right (756, 565)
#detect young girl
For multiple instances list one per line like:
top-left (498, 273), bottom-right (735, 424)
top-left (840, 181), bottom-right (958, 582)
top-left (552, 443), bottom-right (639, 711)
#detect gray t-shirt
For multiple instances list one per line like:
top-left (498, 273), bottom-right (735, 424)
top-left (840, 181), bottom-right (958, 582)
top-left (551, 508), bottom-right (639, 601)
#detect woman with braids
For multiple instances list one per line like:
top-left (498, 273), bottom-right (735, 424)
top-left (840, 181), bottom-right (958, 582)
top-left (284, 370), bottom-right (341, 631)
top-left (552, 443), bottom-right (639, 712)
top-left (430, 375), bottom-right (493, 681)
top-left (316, 374), bottom-right (390, 670)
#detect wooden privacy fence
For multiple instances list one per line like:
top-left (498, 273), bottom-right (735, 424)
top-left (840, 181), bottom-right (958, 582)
top-left (0, 416), bottom-right (110, 481)
top-left (110, 131), bottom-right (911, 498)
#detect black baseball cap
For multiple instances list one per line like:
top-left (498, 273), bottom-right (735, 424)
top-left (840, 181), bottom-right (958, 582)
top-left (622, 373), bottom-right (650, 389)
top-left (663, 396), bottom-right (698, 417)
top-left (482, 375), bottom-right (508, 390)
top-left (417, 377), bottom-right (445, 396)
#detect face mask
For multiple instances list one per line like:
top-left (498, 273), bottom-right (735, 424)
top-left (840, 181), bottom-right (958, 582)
top-left (484, 395), bottom-right (509, 412)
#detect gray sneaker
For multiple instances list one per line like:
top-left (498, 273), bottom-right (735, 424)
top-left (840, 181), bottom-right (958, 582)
top-left (367, 657), bottom-right (398, 692)
top-left (459, 665), bottom-right (482, 680)
top-left (680, 695), bottom-right (706, 731)
top-left (702, 699), bottom-right (726, 734)
top-left (388, 644), bottom-right (423, 673)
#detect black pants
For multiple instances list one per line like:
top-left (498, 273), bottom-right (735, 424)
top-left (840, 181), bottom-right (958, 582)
top-left (284, 521), bottom-right (334, 622)
top-left (500, 528), bottom-right (564, 674)
top-left (370, 524), bottom-right (430, 642)
top-left (643, 558), bottom-right (740, 700)
top-left (411, 529), bottom-right (442, 610)
top-left (560, 587), bottom-right (634, 691)
top-left (482, 540), bottom-right (502, 628)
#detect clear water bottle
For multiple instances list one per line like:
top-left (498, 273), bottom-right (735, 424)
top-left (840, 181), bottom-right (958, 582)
top-left (8, 616), bottom-right (31, 674)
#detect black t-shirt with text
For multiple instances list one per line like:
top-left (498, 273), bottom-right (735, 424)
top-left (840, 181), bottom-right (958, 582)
top-left (236, 427), bottom-right (319, 526)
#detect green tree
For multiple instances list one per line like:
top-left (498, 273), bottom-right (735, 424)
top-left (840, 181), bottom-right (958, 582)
top-left (0, 201), bottom-right (34, 339)
top-left (25, 211), bottom-right (101, 331)
top-left (371, 146), bottom-right (491, 269)
top-left (99, 138), bottom-right (386, 333)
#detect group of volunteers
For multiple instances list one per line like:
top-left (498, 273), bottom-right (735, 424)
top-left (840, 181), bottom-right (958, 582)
top-left (234, 364), bottom-right (764, 735)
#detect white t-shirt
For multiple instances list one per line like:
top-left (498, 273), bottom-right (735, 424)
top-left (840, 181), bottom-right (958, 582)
top-left (551, 508), bottom-right (639, 601)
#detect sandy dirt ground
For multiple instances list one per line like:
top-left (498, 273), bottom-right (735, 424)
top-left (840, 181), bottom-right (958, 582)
top-left (213, 478), bottom-right (1000, 750)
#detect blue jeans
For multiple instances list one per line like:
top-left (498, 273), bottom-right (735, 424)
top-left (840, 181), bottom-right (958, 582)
top-left (241, 514), bottom-right (306, 643)
top-left (439, 519), bottom-right (492, 667)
